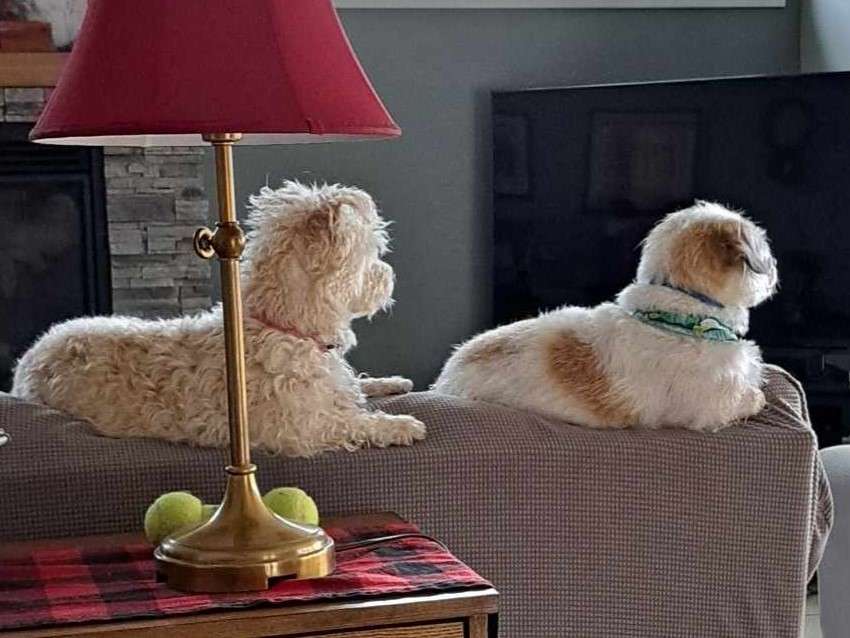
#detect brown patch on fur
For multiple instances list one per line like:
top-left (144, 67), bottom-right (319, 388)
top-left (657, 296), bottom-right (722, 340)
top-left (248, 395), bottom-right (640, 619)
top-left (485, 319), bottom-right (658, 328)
top-left (460, 331), bottom-right (523, 365)
top-left (548, 332), bottom-right (636, 426)
top-left (668, 221), bottom-right (743, 296)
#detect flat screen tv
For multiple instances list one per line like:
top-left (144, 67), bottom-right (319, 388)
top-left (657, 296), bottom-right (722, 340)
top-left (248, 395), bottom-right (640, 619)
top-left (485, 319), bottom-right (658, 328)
top-left (492, 72), bottom-right (850, 358)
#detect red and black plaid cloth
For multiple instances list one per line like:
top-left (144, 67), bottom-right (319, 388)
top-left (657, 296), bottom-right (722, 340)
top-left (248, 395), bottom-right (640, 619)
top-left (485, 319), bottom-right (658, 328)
top-left (0, 517), bottom-right (490, 631)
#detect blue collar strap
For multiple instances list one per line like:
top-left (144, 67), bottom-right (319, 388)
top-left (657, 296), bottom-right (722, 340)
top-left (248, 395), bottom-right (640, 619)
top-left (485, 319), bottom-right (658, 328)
top-left (630, 309), bottom-right (739, 342)
top-left (659, 282), bottom-right (725, 309)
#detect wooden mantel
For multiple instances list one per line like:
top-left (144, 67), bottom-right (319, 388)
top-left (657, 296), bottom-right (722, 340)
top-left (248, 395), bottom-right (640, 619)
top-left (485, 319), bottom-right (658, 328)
top-left (0, 52), bottom-right (68, 88)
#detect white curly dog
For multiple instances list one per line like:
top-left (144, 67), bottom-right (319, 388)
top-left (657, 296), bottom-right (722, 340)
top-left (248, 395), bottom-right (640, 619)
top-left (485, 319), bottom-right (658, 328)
top-left (13, 182), bottom-right (426, 456)
top-left (434, 201), bottom-right (778, 432)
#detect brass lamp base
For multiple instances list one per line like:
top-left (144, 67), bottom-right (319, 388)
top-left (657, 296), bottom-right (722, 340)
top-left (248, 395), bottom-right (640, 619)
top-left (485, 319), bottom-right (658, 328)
top-left (155, 466), bottom-right (335, 592)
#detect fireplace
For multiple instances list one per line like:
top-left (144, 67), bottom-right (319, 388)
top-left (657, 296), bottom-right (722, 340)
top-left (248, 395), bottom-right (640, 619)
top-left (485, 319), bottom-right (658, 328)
top-left (0, 122), bottom-right (110, 389)
top-left (0, 85), bottom-right (214, 391)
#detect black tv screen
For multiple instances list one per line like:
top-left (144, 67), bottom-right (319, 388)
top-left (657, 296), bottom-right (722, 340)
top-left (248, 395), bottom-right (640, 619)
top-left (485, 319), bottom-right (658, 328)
top-left (493, 72), bottom-right (850, 352)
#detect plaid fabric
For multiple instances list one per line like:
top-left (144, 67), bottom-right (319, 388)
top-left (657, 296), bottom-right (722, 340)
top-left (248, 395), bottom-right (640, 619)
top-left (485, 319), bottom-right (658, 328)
top-left (0, 365), bottom-right (831, 637)
top-left (0, 518), bottom-right (490, 632)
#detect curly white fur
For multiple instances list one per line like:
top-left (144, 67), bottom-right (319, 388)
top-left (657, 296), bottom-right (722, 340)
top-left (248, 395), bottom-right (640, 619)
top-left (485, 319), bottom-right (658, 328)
top-left (434, 202), bottom-right (779, 432)
top-left (12, 181), bottom-right (425, 457)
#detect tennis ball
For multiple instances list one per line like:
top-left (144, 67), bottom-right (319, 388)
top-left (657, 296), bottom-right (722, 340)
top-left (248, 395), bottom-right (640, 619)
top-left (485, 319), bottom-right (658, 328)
top-left (262, 487), bottom-right (319, 526)
top-left (144, 491), bottom-right (203, 545)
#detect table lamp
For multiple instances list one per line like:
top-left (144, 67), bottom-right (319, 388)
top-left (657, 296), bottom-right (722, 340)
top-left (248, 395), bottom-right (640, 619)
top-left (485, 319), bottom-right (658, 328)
top-left (30, 0), bottom-right (400, 593)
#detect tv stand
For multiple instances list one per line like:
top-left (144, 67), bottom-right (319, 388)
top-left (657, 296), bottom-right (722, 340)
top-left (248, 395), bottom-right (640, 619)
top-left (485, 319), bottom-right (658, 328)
top-left (764, 347), bottom-right (850, 448)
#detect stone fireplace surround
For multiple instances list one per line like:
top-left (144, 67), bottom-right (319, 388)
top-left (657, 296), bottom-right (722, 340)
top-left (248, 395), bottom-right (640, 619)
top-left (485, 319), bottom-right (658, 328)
top-left (1, 86), bottom-right (213, 318)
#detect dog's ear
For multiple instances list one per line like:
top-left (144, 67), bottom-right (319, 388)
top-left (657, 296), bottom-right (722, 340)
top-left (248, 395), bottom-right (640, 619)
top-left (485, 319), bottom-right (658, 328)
top-left (710, 223), bottom-right (744, 269)
top-left (297, 203), bottom-right (357, 276)
top-left (668, 221), bottom-right (744, 294)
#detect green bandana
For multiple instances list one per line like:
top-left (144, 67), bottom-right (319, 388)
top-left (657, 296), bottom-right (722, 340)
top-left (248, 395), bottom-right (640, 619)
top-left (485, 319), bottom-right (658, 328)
top-left (630, 309), bottom-right (739, 343)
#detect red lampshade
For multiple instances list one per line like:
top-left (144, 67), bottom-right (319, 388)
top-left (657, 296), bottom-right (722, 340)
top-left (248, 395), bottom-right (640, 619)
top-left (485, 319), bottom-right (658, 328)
top-left (30, 0), bottom-right (400, 146)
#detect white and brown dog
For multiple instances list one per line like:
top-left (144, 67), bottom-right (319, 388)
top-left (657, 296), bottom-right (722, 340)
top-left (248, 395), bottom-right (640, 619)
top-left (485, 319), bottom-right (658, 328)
top-left (434, 201), bottom-right (778, 432)
top-left (12, 181), bottom-right (426, 456)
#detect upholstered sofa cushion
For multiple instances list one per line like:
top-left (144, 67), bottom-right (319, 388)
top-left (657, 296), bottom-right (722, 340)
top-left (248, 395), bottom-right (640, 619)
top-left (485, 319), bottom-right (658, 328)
top-left (0, 365), bottom-right (830, 637)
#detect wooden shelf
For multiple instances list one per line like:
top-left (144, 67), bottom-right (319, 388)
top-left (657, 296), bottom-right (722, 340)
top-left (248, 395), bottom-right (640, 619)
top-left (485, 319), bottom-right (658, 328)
top-left (0, 52), bottom-right (68, 88)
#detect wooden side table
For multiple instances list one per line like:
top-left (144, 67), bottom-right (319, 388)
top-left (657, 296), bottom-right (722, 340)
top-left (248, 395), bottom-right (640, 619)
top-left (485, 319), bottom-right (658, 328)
top-left (2, 514), bottom-right (499, 638)
top-left (7, 589), bottom-right (498, 638)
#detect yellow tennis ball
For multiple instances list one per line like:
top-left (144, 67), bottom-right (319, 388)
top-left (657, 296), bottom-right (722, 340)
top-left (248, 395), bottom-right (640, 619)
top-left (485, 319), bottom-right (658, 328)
top-left (262, 487), bottom-right (319, 526)
top-left (143, 492), bottom-right (203, 545)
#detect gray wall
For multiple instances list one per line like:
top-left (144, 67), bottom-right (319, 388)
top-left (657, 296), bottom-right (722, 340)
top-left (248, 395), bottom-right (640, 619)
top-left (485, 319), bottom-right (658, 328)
top-left (801, 0), bottom-right (850, 71)
top-left (210, 6), bottom-right (800, 388)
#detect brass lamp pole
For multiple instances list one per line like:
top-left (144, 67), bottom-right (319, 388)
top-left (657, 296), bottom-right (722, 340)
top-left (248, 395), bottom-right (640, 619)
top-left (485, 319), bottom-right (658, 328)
top-left (153, 134), bottom-right (335, 592)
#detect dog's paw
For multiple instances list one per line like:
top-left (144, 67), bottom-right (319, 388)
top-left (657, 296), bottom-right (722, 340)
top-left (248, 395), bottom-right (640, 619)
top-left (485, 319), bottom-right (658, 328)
top-left (370, 414), bottom-right (426, 447)
top-left (745, 388), bottom-right (767, 417)
top-left (752, 389), bottom-right (767, 414)
top-left (733, 388), bottom-right (767, 424)
top-left (360, 376), bottom-right (414, 398)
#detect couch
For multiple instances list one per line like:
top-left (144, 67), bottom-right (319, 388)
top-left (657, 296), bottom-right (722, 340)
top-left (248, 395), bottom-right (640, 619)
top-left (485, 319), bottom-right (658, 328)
top-left (0, 365), bottom-right (831, 637)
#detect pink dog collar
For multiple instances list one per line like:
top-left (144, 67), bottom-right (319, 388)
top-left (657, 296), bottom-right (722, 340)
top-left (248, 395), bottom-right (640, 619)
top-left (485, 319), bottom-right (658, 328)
top-left (249, 316), bottom-right (336, 351)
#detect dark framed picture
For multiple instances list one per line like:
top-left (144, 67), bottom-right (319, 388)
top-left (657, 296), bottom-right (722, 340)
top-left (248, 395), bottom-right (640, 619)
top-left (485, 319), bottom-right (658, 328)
top-left (586, 110), bottom-right (699, 213)
top-left (493, 113), bottom-right (531, 197)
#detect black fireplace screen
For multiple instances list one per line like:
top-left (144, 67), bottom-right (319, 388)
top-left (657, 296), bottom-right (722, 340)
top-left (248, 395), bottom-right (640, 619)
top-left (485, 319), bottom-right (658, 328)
top-left (0, 123), bottom-right (110, 390)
